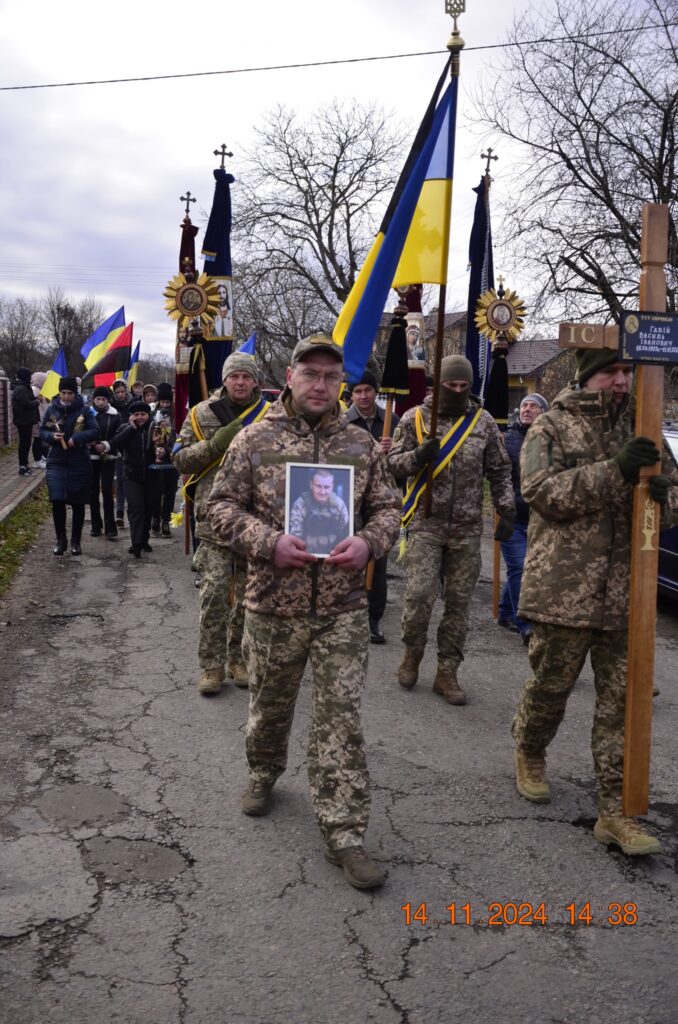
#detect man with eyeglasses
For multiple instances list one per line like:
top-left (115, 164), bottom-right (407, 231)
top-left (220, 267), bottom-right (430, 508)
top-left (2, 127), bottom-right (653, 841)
top-left (208, 333), bottom-right (401, 890)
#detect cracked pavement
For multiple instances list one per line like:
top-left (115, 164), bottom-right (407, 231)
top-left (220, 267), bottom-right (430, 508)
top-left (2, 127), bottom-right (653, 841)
top-left (0, 516), bottom-right (677, 1023)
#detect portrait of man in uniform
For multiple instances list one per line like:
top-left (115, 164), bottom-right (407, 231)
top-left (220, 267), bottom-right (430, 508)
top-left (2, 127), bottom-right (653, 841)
top-left (286, 463), bottom-right (353, 557)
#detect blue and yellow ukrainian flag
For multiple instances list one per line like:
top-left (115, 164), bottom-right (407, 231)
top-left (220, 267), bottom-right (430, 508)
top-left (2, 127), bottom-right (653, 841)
top-left (124, 340), bottom-right (141, 386)
top-left (40, 348), bottom-right (68, 400)
top-left (333, 61), bottom-right (458, 382)
top-left (80, 306), bottom-right (126, 370)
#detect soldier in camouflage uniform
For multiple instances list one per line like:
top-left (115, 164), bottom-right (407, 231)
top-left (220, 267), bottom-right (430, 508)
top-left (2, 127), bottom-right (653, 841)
top-left (512, 347), bottom-right (678, 855)
top-left (207, 333), bottom-right (401, 890)
top-left (173, 353), bottom-right (268, 695)
top-left (388, 354), bottom-right (514, 705)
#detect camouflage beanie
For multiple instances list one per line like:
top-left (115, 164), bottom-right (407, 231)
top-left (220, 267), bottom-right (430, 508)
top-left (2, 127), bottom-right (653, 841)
top-left (221, 352), bottom-right (257, 381)
top-left (441, 355), bottom-right (473, 384)
top-left (575, 347), bottom-right (619, 384)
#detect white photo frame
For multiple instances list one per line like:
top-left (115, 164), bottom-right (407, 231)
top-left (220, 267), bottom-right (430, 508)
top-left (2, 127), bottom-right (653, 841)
top-left (284, 463), bottom-right (354, 558)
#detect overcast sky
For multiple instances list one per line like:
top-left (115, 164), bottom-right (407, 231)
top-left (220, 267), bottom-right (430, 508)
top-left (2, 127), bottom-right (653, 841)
top-left (0, 0), bottom-right (542, 361)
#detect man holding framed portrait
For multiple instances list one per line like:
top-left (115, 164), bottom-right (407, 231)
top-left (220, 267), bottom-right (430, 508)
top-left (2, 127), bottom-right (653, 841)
top-left (208, 333), bottom-right (401, 890)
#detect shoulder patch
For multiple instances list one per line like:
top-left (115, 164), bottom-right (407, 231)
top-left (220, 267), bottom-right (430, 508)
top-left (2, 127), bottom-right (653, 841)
top-left (522, 432), bottom-right (545, 478)
top-left (393, 426), bottom-right (402, 442)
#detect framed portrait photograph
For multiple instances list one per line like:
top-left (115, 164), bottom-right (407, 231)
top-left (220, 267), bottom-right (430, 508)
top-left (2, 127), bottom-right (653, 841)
top-left (285, 463), bottom-right (354, 558)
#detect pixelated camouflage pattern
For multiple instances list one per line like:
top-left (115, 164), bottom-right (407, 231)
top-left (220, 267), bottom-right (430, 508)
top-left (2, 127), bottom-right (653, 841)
top-left (172, 386), bottom-right (264, 544)
top-left (519, 387), bottom-right (678, 630)
top-left (401, 531), bottom-right (481, 671)
top-left (511, 622), bottom-right (627, 815)
top-left (388, 395), bottom-right (514, 538)
top-left (193, 540), bottom-right (246, 672)
top-left (243, 607), bottom-right (370, 849)
top-left (207, 395), bottom-right (401, 617)
top-left (288, 490), bottom-right (350, 551)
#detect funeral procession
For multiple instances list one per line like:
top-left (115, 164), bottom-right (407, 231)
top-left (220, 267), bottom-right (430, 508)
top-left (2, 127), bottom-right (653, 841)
top-left (1, 0), bottom-right (677, 1021)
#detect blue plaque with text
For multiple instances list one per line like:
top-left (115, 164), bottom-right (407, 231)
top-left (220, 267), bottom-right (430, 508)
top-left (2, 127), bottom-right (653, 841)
top-left (621, 310), bottom-right (678, 364)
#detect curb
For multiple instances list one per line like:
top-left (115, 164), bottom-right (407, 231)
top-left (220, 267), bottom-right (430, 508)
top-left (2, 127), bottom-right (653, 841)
top-left (0, 470), bottom-right (47, 527)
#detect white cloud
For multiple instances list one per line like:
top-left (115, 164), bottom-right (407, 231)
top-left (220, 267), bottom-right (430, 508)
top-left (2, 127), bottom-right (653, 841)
top-left (1, 0), bottom-right (540, 360)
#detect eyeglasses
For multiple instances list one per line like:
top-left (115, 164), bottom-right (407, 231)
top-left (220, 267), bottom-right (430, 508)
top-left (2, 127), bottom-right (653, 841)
top-left (296, 368), bottom-right (343, 386)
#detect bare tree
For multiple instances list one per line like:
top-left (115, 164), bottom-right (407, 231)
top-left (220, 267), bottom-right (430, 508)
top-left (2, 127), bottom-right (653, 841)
top-left (475, 0), bottom-right (677, 324)
top-left (39, 287), bottom-right (105, 374)
top-left (0, 297), bottom-right (45, 377)
top-left (233, 100), bottom-right (404, 342)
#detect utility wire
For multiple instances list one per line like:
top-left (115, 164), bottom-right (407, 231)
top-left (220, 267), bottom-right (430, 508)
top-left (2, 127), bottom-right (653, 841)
top-left (1, 22), bottom-right (674, 92)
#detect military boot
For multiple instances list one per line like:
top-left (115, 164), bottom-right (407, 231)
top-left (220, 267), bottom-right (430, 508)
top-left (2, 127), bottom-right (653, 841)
top-left (198, 668), bottom-right (224, 696)
top-left (593, 816), bottom-right (663, 856)
top-left (241, 779), bottom-right (274, 817)
top-left (324, 845), bottom-right (385, 890)
top-left (397, 648), bottom-right (423, 689)
top-left (514, 749), bottom-right (551, 803)
top-left (432, 667), bottom-right (466, 705)
top-left (228, 663), bottom-right (249, 689)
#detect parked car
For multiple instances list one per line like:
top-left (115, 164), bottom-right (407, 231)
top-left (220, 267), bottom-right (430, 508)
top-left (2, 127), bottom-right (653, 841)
top-left (658, 422), bottom-right (678, 598)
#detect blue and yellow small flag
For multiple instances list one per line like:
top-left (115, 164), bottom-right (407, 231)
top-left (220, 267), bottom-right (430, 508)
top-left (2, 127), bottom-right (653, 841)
top-left (333, 60), bottom-right (457, 382)
top-left (125, 340), bottom-right (141, 386)
top-left (80, 307), bottom-right (126, 370)
top-left (40, 348), bottom-right (68, 400)
top-left (239, 331), bottom-right (256, 356)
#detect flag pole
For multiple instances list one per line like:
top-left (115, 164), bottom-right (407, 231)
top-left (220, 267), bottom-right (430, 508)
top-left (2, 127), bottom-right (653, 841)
top-left (425, 1), bottom-right (465, 516)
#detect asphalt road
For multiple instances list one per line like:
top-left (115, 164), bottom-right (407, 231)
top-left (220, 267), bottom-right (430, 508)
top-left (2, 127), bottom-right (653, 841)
top-left (1, 515), bottom-right (677, 1024)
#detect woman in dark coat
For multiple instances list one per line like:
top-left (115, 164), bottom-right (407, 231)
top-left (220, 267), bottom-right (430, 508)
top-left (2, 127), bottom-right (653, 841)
top-left (11, 367), bottom-right (40, 475)
top-left (40, 376), bottom-right (100, 556)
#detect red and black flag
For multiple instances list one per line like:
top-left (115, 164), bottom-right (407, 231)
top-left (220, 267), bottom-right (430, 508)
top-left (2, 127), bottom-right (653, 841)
top-left (81, 323), bottom-right (134, 387)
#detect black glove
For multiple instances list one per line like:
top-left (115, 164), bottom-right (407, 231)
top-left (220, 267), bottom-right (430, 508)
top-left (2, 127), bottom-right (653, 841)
top-left (414, 437), bottom-right (440, 468)
top-left (648, 474), bottom-right (671, 506)
top-left (213, 420), bottom-right (242, 454)
top-left (615, 436), bottom-right (661, 483)
top-left (494, 509), bottom-right (517, 542)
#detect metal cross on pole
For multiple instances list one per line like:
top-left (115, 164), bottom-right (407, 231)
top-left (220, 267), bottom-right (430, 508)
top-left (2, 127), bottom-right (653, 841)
top-left (481, 147), bottom-right (498, 176)
top-left (213, 143), bottom-right (233, 170)
top-left (180, 191), bottom-right (197, 218)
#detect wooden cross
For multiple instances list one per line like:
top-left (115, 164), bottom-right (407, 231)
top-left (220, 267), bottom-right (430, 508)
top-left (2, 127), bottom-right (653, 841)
top-left (213, 143), bottom-right (233, 170)
top-left (180, 191), bottom-right (196, 217)
top-left (481, 147), bottom-right (498, 176)
top-left (558, 203), bottom-right (669, 815)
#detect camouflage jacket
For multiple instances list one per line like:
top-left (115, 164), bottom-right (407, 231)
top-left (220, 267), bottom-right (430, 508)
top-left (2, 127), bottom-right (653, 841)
top-left (388, 395), bottom-right (514, 538)
top-left (172, 387), bottom-right (265, 544)
top-left (207, 394), bottom-right (401, 617)
top-left (518, 386), bottom-right (678, 630)
top-left (288, 491), bottom-right (350, 552)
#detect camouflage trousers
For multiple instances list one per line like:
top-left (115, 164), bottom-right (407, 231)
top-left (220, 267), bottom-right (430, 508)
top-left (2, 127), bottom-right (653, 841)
top-left (401, 531), bottom-right (481, 671)
top-left (511, 623), bottom-right (626, 815)
top-left (193, 541), bottom-right (246, 672)
top-left (243, 608), bottom-right (370, 851)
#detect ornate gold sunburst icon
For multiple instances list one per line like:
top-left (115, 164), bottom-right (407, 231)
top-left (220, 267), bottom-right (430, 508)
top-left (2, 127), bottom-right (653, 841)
top-left (163, 266), bottom-right (221, 330)
top-left (475, 285), bottom-right (527, 344)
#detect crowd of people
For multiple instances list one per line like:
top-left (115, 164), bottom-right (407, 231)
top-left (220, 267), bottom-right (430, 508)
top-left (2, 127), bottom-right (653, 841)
top-left (9, 333), bottom-right (678, 887)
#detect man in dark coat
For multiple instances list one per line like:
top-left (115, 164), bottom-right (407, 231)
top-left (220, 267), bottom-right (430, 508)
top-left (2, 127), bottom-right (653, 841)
top-left (346, 370), bottom-right (400, 643)
top-left (11, 367), bottom-right (40, 476)
top-left (497, 394), bottom-right (548, 644)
